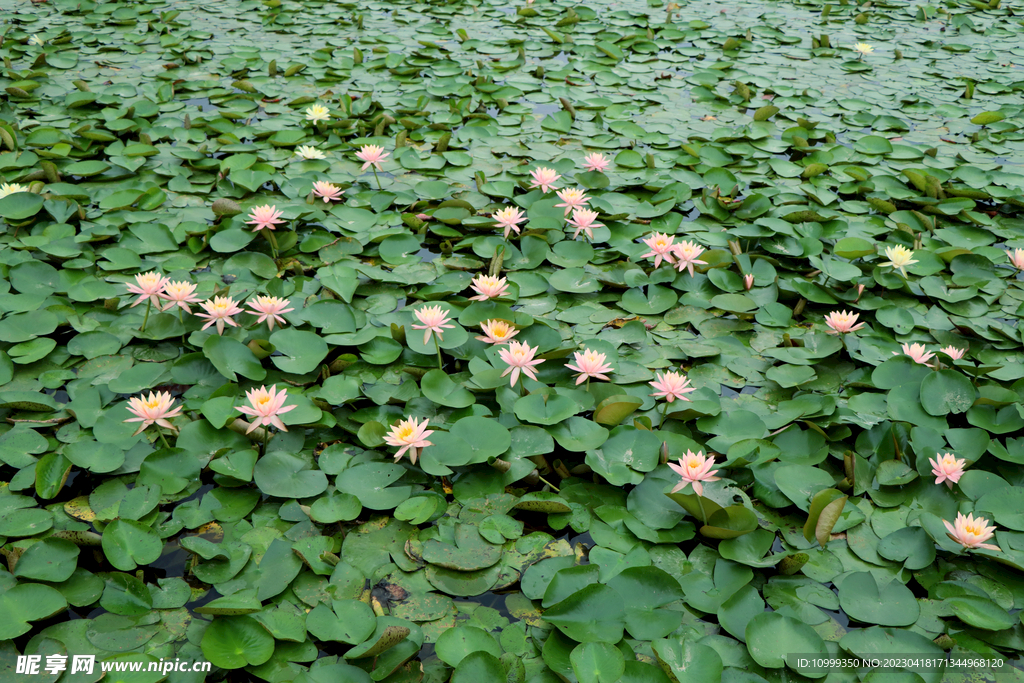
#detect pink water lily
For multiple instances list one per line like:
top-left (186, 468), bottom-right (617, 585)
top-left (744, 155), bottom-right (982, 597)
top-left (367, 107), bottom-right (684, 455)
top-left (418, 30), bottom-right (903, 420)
top-left (567, 208), bottom-right (603, 240)
top-left (940, 346), bottom-right (966, 360)
top-left (197, 296), bottom-right (245, 335)
top-left (650, 371), bottom-right (695, 403)
top-left (247, 295), bottom-right (295, 331)
top-left (640, 233), bottom-right (677, 268)
top-left (126, 271), bottom-right (169, 308)
top-left (124, 391), bottom-right (183, 436)
top-left (565, 349), bottom-right (614, 385)
top-left (581, 153), bottom-right (610, 173)
top-left (246, 204), bottom-right (286, 233)
top-left (355, 144), bottom-right (389, 171)
top-left (894, 342), bottom-right (934, 366)
top-left (159, 281), bottom-right (202, 313)
top-left (1008, 248), bottom-right (1024, 270)
top-left (824, 310), bottom-right (866, 335)
top-left (668, 450), bottom-right (721, 497)
top-left (554, 188), bottom-right (590, 216)
top-left (929, 453), bottom-right (966, 488)
top-left (384, 417), bottom-right (434, 464)
top-left (529, 167), bottom-right (561, 193)
top-left (944, 512), bottom-right (1000, 552)
top-left (499, 340), bottom-right (544, 388)
top-left (493, 206), bottom-right (527, 239)
top-left (469, 275), bottom-right (510, 301)
top-left (312, 181), bottom-right (344, 203)
top-left (673, 241), bottom-right (707, 277)
top-left (477, 319), bottom-right (519, 345)
top-left (236, 385), bottom-right (296, 433)
top-left (412, 305), bottom-right (455, 345)
top-left (743, 274), bottom-right (754, 290)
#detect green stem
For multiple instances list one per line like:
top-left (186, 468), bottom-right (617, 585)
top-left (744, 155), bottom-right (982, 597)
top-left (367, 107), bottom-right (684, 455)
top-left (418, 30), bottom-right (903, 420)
top-left (265, 229), bottom-right (279, 260)
top-left (433, 335), bottom-right (443, 371)
top-left (177, 306), bottom-right (184, 325)
top-left (538, 475), bottom-right (561, 492)
top-left (585, 377), bottom-right (590, 392)
top-left (696, 492), bottom-right (708, 524)
top-left (156, 429), bottom-right (171, 450)
top-left (264, 426), bottom-right (270, 455)
top-left (141, 298), bottom-right (152, 333)
top-left (519, 375), bottom-right (527, 397)
top-left (372, 167), bottom-right (382, 191)
top-left (660, 401), bottom-right (670, 427)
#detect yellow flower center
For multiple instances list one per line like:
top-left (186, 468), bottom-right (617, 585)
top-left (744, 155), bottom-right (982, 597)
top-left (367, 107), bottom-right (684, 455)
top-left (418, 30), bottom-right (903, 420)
top-left (397, 425), bottom-right (414, 439)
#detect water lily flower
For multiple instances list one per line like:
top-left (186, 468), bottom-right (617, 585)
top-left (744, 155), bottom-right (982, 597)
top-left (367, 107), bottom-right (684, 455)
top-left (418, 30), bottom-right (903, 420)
top-left (855, 283), bottom-right (866, 301)
top-left (28, 35), bottom-right (44, 46)
top-left (355, 144), bottom-right (389, 171)
top-left (295, 145), bottom-right (325, 160)
top-left (493, 206), bottom-right (527, 239)
top-left (567, 208), bottom-right (604, 240)
top-left (159, 281), bottom-right (202, 313)
top-left (1007, 248), bottom-right (1024, 270)
top-left (743, 274), bottom-right (754, 290)
top-left (469, 275), bottom-right (510, 301)
top-left (312, 181), bottom-right (344, 203)
top-left (673, 240), bottom-right (708, 277)
top-left (929, 453), bottom-right (966, 488)
top-left (305, 104), bottom-right (331, 123)
top-left (499, 340), bottom-right (544, 388)
top-left (940, 346), bottom-right (966, 360)
top-left (894, 342), bottom-right (934, 366)
top-left (649, 371), bottom-right (696, 403)
top-left (236, 385), bottom-right (296, 434)
top-left (125, 391), bottom-right (183, 436)
top-left (126, 271), bottom-right (169, 308)
top-left (477, 319), bottom-right (519, 344)
top-left (529, 167), bottom-right (561, 193)
top-left (412, 305), bottom-right (455, 345)
top-left (944, 512), bottom-right (1000, 552)
top-left (640, 232), bottom-right (677, 268)
top-left (384, 417), bottom-right (434, 465)
top-left (247, 295), bottom-right (295, 331)
top-left (853, 42), bottom-right (874, 56)
top-left (197, 296), bottom-right (244, 335)
top-left (879, 245), bottom-right (918, 277)
top-left (554, 188), bottom-right (590, 216)
top-left (668, 450), bottom-right (721, 497)
top-left (246, 204), bottom-right (286, 233)
top-left (565, 349), bottom-right (614, 385)
top-left (581, 152), bottom-right (610, 173)
top-left (824, 310), bottom-right (866, 335)
top-left (0, 183), bottom-right (29, 199)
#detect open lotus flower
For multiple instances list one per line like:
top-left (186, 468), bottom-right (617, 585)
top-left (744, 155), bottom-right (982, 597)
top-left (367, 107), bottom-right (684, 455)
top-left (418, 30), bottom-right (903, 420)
top-left (312, 181), bottom-right (343, 203)
top-left (295, 145), bottom-right (325, 160)
top-left (554, 188), bottom-right (590, 216)
top-left (668, 450), bottom-right (720, 497)
top-left (640, 233), bottom-right (677, 268)
top-left (355, 144), bottom-right (389, 171)
top-left (246, 204), bottom-right (285, 232)
top-left (567, 208), bottom-right (604, 240)
top-left (529, 167), bottom-right (561, 193)
top-left (196, 296), bottom-right (244, 335)
top-left (493, 206), bottom-right (527, 239)
top-left (581, 153), bottom-right (610, 173)
top-left (305, 104), bottom-right (330, 123)
top-left (412, 305), bottom-right (454, 345)
top-left (853, 42), bottom-right (874, 55)
top-left (247, 295), bottom-right (295, 331)
top-left (894, 342), bottom-right (934, 366)
top-left (565, 349), bottom-right (614, 385)
top-left (940, 346), bottom-right (965, 360)
top-left (649, 371), bottom-right (695, 403)
top-left (824, 310), bottom-right (866, 335)
top-left (384, 417), bottom-right (434, 464)
top-left (477, 319), bottom-right (519, 344)
top-left (126, 271), bottom-right (169, 308)
top-left (236, 385), bottom-right (296, 434)
top-left (673, 241), bottom-right (707, 277)
top-left (159, 281), bottom-right (202, 313)
top-left (944, 512), bottom-right (1000, 552)
top-left (124, 391), bottom-right (182, 436)
top-left (1007, 248), bottom-right (1024, 270)
top-left (929, 453), bottom-right (966, 488)
top-left (879, 245), bottom-right (918, 277)
top-left (0, 183), bottom-right (29, 199)
top-left (469, 275), bottom-right (510, 301)
top-left (499, 340), bottom-right (544, 388)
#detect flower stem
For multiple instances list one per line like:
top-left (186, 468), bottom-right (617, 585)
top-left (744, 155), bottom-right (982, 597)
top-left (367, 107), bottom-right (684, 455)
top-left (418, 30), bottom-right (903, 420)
top-left (519, 376), bottom-right (527, 397)
top-left (538, 475), bottom-right (561, 492)
top-left (433, 335), bottom-right (443, 371)
top-left (660, 401), bottom-right (670, 427)
top-left (372, 167), bottom-right (382, 191)
top-left (265, 229), bottom-right (279, 260)
top-left (141, 299), bottom-right (152, 333)
top-left (263, 425), bottom-right (270, 455)
top-left (156, 429), bottom-right (171, 450)
top-left (696, 493), bottom-right (708, 524)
